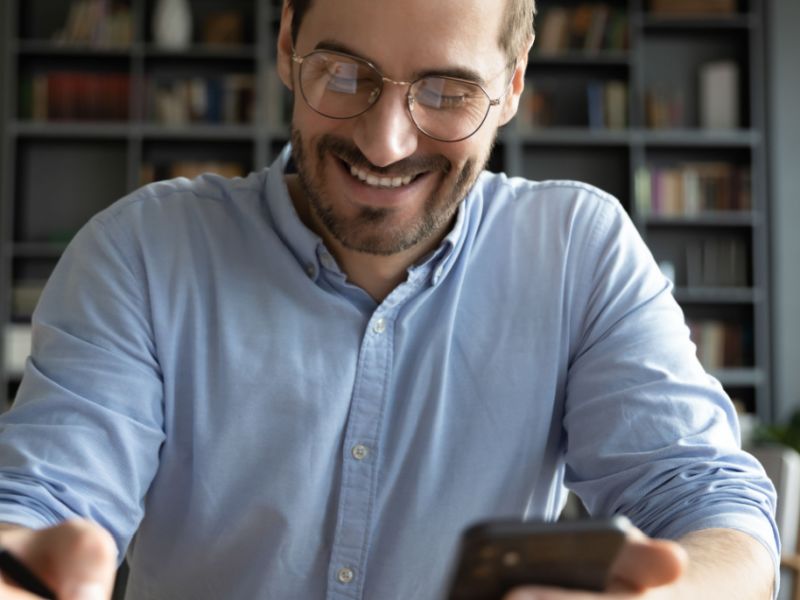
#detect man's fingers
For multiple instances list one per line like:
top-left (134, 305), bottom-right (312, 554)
top-left (606, 531), bottom-right (687, 592)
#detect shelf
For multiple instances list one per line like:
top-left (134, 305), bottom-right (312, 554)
top-left (508, 128), bottom-right (761, 148)
top-left (14, 39), bottom-right (132, 57)
top-left (511, 128), bottom-right (632, 146)
top-left (10, 121), bottom-right (262, 141)
top-left (142, 44), bottom-right (257, 60)
top-left (640, 129), bottom-right (761, 148)
top-left (673, 287), bottom-right (763, 304)
top-left (12, 242), bottom-right (69, 258)
top-left (138, 123), bottom-right (257, 140)
top-left (645, 212), bottom-right (758, 227)
top-left (11, 121), bottom-right (131, 139)
top-left (641, 14), bottom-right (755, 32)
top-left (529, 51), bottom-right (631, 68)
top-left (708, 367), bottom-right (765, 387)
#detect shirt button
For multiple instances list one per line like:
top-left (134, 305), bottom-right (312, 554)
top-left (372, 317), bottom-right (386, 334)
top-left (321, 254), bottom-right (335, 269)
top-left (337, 566), bottom-right (355, 584)
top-left (351, 444), bottom-right (369, 460)
top-left (306, 264), bottom-right (316, 278)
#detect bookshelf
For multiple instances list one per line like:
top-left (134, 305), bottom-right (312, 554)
top-left (1, 0), bottom-right (773, 422)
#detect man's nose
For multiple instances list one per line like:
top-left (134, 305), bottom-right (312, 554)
top-left (352, 84), bottom-right (419, 168)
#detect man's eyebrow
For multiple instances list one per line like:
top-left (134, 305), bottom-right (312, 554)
top-left (313, 39), bottom-right (488, 86)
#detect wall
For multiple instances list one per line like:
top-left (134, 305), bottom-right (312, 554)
top-left (768, 0), bottom-right (800, 423)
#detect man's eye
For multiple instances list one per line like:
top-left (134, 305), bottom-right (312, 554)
top-left (417, 90), bottom-right (469, 109)
top-left (326, 74), bottom-right (357, 94)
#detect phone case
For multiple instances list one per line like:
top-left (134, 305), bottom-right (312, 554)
top-left (446, 516), bottom-right (633, 600)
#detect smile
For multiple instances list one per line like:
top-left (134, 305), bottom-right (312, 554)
top-left (347, 163), bottom-right (418, 189)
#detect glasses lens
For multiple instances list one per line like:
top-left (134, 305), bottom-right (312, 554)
top-left (410, 77), bottom-right (491, 141)
top-left (299, 51), bottom-right (382, 119)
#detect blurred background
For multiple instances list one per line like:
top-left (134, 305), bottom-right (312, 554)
top-left (0, 0), bottom-right (799, 597)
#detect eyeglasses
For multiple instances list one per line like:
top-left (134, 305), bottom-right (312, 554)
top-left (291, 49), bottom-right (514, 143)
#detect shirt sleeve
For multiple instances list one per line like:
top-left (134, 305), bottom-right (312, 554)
top-left (0, 209), bottom-right (165, 556)
top-left (561, 193), bottom-right (780, 585)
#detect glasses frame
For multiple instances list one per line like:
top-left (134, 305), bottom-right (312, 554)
top-left (290, 48), bottom-right (515, 143)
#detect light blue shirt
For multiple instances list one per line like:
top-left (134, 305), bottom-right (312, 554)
top-left (0, 145), bottom-right (779, 599)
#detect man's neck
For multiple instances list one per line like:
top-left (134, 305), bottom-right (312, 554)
top-left (286, 175), bottom-right (445, 303)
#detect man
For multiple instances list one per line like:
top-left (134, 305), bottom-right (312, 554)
top-left (0, 0), bottom-right (779, 598)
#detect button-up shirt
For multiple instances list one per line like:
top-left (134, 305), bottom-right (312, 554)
top-left (0, 145), bottom-right (779, 599)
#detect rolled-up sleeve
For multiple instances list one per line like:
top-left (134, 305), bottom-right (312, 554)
top-left (0, 212), bottom-right (166, 557)
top-left (562, 198), bottom-right (780, 585)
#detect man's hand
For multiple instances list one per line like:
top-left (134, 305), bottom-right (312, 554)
top-left (503, 527), bottom-right (774, 600)
top-left (0, 520), bottom-right (117, 600)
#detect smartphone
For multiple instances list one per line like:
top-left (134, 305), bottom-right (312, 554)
top-left (446, 516), bottom-right (633, 600)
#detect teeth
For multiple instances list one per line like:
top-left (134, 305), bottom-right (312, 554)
top-left (349, 164), bottom-right (415, 188)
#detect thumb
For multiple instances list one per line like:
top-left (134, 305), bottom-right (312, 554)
top-left (607, 528), bottom-right (688, 592)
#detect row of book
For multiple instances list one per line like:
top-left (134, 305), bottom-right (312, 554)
top-left (536, 4), bottom-right (628, 55)
top-left (53, 0), bottom-right (133, 47)
top-left (148, 75), bottom-right (256, 125)
top-left (685, 238), bottom-right (749, 288)
top-left (139, 161), bottom-right (248, 184)
top-left (518, 80), bottom-right (627, 129)
top-left (18, 72), bottom-right (258, 124)
top-left (635, 163), bottom-right (751, 216)
top-left (19, 72), bottom-right (130, 121)
top-left (687, 319), bottom-right (749, 370)
top-left (647, 60), bottom-right (741, 129)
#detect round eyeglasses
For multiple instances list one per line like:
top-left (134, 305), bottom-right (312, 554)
top-left (291, 49), bottom-right (514, 143)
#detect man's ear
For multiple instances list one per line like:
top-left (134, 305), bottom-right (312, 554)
top-left (276, 0), bottom-right (295, 91)
top-left (498, 35), bottom-right (534, 127)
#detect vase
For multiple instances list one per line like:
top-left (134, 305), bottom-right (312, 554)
top-left (152, 0), bottom-right (193, 49)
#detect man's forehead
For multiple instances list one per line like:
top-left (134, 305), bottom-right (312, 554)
top-left (297, 0), bottom-right (507, 78)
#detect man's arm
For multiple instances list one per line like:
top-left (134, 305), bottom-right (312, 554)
top-left (505, 527), bottom-right (774, 599)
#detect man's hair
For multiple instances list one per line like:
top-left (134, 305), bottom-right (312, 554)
top-left (287, 0), bottom-right (536, 62)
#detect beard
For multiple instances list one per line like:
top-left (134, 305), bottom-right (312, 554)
top-left (290, 127), bottom-right (491, 256)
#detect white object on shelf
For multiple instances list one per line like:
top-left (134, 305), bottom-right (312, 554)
top-left (3, 324), bottom-right (32, 376)
top-left (152, 0), bottom-right (193, 50)
top-left (699, 60), bottom-right (740, 129)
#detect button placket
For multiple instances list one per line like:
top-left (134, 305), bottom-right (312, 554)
top-left (326, 308), bottom-right (395, 599)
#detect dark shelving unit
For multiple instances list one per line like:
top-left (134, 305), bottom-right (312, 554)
top-left (1, 0), bottom-right (773, 422)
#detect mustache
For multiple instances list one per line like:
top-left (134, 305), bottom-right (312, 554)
top-left (316, 134), bottom-right (451, 177)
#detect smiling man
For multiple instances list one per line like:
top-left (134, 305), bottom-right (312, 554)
top-left (0, 0), bottom-right (780, 599)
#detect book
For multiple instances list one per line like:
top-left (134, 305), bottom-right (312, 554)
top-left (538, 7), bottom-right (570, 54)
top-left (149, 75), bottom-right (255, 124)
top-left (640, 162), bottom-right (751, 216)
top-left (699, 60), bottom-right (740, 129)
top-left (24, 71), bottom-right (130, 121)
top-left (3, 324), bottom-right (32, 376)
top-left (603, 80), bottom-right (627, 129)
top-left (202, 11), bottom-right (245, 46)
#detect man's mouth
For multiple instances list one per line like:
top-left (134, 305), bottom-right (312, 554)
top-left (335, 155), bottom-right (428, 190)
top-left (348, 164), bottom-right (416, 189)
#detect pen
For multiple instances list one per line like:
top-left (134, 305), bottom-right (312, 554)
top-left (0, 546), bottom-right (56, 599)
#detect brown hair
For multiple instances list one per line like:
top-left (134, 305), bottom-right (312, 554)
top-left (287, 0), bottom-right (535, 62)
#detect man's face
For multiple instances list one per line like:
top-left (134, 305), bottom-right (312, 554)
top-left (278, 0), bottom-right (525, 256)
